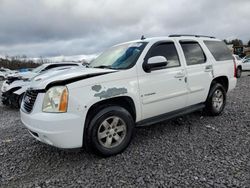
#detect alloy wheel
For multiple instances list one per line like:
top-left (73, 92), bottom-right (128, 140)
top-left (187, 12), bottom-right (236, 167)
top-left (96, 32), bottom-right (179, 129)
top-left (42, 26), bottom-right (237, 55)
top-left (97, 116), bottom-right (127, 149)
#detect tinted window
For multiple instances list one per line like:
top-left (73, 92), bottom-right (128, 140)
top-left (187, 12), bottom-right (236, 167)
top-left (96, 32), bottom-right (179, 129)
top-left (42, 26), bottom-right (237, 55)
top-left (58, 64), bottom-right (78, 66)
top-left (180, 41), bottom-right (206, 65)
top-left (204, 41), bottom-right (232, 61)
top-left (149, 42), bottom-right (180, 68)
top-left (43, 64), bottom-right (77, 71)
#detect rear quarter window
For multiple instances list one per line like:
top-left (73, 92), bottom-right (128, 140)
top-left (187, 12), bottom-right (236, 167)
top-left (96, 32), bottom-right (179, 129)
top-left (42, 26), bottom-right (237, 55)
top-left (204, 41), bottom-right (233, 61)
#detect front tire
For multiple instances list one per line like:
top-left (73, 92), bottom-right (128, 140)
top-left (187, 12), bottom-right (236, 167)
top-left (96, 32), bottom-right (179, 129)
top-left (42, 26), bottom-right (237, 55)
top-left (85, 106), bottom-right (135, 157)
top-left (205, 83), bottom-right (226, 116)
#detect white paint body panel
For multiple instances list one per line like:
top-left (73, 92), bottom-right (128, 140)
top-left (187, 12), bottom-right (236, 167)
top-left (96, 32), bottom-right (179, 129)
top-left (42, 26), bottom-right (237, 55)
top-left (242, 59), bottom-right (250, 70)
top-left (20, 36), bottom-right (237, 149)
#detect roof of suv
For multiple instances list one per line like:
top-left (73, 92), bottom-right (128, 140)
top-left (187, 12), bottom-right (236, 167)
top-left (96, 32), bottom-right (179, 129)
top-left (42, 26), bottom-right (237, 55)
top-left (118, 35), bottom-right (221, 46)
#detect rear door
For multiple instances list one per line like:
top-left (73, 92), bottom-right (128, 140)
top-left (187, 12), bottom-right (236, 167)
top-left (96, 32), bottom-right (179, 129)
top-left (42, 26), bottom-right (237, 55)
top-left (178, 40), bottom-right (213, 106)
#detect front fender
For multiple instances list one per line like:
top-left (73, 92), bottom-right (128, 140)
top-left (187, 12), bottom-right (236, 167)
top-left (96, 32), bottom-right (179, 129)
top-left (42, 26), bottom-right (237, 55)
top-left (68, 79), bottom-right (141, 122)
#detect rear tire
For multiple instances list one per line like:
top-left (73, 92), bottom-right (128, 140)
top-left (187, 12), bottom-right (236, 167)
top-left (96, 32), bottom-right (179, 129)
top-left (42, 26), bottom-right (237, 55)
top-left (236, 67), bottom-right (242, 78)
top-left (205, 83), bottom-right (226, 116)
top-left (84, 106), bottom-right (135, 157)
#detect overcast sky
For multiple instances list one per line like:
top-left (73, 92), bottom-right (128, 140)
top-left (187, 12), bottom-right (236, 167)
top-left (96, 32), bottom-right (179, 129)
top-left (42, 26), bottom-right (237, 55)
top-left (0, 0), bottom-right (249, 57)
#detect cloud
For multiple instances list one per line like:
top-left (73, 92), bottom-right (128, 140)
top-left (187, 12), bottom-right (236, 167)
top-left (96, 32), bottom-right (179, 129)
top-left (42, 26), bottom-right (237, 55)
top-left (0, 0), bottom-right (249, 57)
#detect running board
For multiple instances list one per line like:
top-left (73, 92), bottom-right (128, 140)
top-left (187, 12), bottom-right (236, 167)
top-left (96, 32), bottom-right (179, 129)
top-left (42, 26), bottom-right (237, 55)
top-left (136, 103), bottom-right (205, 127)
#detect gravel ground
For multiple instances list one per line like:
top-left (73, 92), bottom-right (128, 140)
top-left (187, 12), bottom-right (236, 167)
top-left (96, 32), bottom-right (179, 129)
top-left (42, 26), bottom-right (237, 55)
top-left (0, 73), bottom-right (250, 188)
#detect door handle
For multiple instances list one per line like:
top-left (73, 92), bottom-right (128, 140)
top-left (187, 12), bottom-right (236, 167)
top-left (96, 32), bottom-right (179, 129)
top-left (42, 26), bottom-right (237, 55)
top-left (205, 65), bottom-right (213, 72)
top-left (174, 72), bottom-right (185, 78)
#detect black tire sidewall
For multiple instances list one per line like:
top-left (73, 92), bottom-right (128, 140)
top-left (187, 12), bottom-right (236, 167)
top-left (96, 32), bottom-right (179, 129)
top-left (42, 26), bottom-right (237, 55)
top-left (18, 94), bottom-right (24, 108)
top-left (236, 67), bottom-right (241, 78)
top-left (86, 106), bottom-right (134, 157)
top-left (206, 83), bottom-right (226, 116)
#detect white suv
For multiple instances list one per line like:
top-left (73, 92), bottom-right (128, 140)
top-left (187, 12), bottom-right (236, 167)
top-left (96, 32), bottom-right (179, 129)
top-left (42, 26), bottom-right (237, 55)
top-left (21, 35), bottom-right (237, 156)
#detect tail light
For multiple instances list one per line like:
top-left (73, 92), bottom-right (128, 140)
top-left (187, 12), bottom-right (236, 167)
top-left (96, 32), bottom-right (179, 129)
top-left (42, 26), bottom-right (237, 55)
top-left (233, 58), bottom-right (237, 78)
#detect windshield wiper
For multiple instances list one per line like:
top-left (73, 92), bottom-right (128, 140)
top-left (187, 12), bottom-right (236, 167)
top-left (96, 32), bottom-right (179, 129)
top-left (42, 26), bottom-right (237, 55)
top-left (93, 65), bottom-right (114, 69)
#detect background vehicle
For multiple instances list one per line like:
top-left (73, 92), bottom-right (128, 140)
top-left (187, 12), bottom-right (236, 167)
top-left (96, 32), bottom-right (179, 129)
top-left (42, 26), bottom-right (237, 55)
top-left (242, 55), bottom-right (250, 62)
top-left (0, 68), bottom-right (7, 80)
top-left (233, 54), bottom-right (243, 78)
top-left (21, 35), bottom-right (237, 157)
top-left (0, 68), bottom-right (17, 80)
top-left (242, 58), bottom-right (250, 71)
top-left (6, 62), bottom-right (83, 82)
top-left (1, 62), bottom-right (83, 108)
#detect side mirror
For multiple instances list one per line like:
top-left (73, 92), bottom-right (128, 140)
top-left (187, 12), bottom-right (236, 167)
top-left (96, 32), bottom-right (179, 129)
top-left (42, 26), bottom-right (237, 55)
top-left (145, 56), bottom-right (168, 72)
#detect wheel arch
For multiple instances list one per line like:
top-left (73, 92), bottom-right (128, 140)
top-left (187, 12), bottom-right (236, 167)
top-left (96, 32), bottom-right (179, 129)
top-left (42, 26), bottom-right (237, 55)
top-left (206, 76), bottom-right (229, 101)
top-left (82, 96), bottom-right (137, 149)
top-left (210, 76), bottom-right (229, 92)
top-left (237, 65), bottom-right (242, 70)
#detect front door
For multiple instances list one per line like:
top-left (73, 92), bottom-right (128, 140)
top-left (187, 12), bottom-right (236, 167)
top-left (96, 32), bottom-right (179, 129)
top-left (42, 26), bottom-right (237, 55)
top-left (138, 41), bottom-right (188, 120)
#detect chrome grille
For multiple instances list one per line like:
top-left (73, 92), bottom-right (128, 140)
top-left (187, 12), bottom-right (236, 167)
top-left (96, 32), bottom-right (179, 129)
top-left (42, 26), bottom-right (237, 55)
top-left (22, 90), bottom-right (39, 113)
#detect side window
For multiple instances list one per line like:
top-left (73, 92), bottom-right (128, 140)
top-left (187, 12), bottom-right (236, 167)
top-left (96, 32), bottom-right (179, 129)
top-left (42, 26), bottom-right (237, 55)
top-left (204, 41), bottom-right (233, 61)
top-left (149, 42), bottom-right (180, 68)
top-left (41, 64), bottom-right (77, 72)
top-left (180, 41), bottom-right (206, 66)
top-left (58, 64), bottom-right (77, 67)
top-left (42, 65), bottom-right (53, 71)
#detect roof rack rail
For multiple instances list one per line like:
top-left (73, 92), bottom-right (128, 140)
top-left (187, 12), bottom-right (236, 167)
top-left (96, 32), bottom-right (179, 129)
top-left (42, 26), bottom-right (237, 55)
top-left (169, 34), bottom-right (215, 39)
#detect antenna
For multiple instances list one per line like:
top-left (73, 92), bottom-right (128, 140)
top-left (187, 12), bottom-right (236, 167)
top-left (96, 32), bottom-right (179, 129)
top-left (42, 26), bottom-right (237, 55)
top-left (141, 35), bottom-right (146, 40)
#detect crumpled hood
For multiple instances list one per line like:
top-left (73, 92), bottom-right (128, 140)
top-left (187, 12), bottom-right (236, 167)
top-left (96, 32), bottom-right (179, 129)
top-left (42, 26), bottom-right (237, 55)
top-left (8, 71), bottom-right (36, 79)
top-left (29, 67), bottom-right (117, 89)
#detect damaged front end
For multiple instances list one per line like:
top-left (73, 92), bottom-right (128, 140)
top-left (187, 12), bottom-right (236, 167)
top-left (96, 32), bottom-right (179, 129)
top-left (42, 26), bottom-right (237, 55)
top-left (6, 76), bottom-right (21, 85)
top-left (1, 86), bottom-right (22, 108)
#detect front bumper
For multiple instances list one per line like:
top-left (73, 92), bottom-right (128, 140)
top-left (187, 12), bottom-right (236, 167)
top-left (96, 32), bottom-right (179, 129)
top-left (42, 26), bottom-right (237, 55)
top-left (20, 109), bottom-right (84, 149)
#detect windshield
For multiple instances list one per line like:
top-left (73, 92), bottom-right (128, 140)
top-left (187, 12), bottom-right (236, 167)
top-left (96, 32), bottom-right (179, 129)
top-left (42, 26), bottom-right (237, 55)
top-left (89, 42), bottom-right (147, 70)
top-left (31, 64), bottom-right (47, 73)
